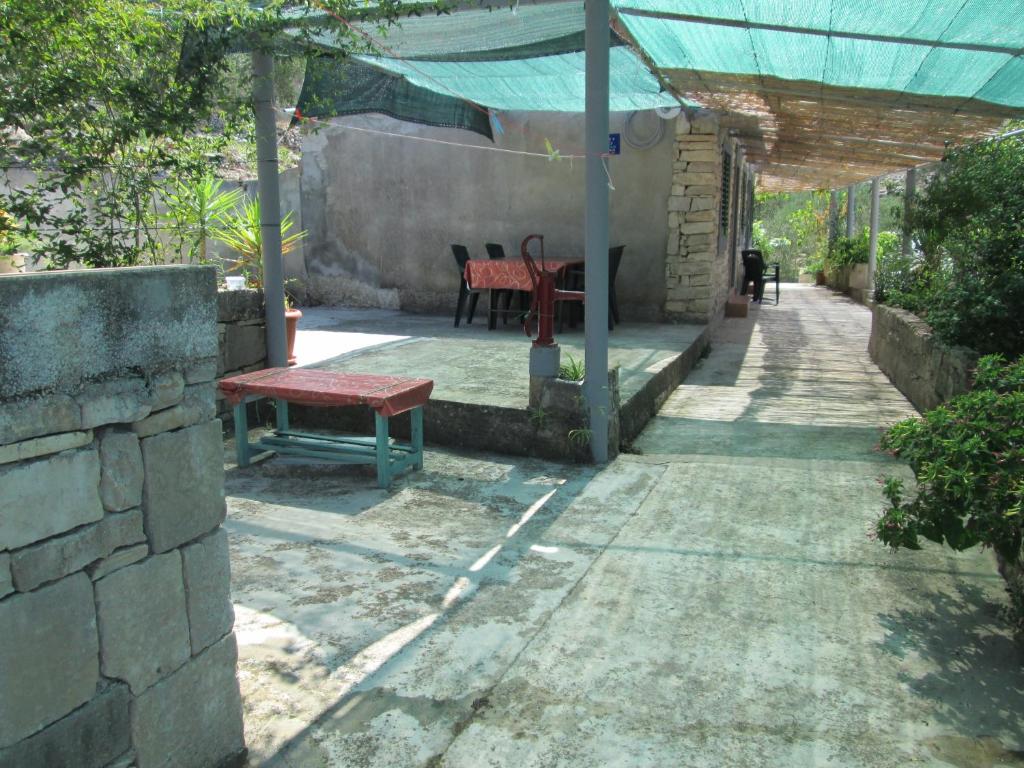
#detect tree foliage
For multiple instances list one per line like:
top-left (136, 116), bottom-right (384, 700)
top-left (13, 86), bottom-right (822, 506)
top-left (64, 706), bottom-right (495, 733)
top-left (0, 0), bottom-right (237, 267)
top-left (0, 0), bottom-right (428, 269)
top-left (754, 184), bottom-right (904, 280)
top-left (877, 127), bottom-right (1024, 356)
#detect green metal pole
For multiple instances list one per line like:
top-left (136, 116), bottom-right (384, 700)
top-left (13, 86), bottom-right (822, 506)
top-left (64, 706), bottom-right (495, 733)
top-left (584, 0), bottom-right (610, 463)
top-left (902, 168), bottom-right (916, 257)
top-left (868, 176), bottom-right (880, 296)
top-left (252, 49), bottom-right (287, 369)
top-left (846, 183), bottom-right (856, 237)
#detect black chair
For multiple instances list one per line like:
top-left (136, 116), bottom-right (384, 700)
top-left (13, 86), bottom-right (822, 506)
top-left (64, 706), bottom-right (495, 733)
top-left (608, 245), bottom-right (625, 326)
top-left (451, 244), bottom-right (481, 327)
top-left (566, 245), bottom-right (626, 330)
top-left (484, 242), bottom-right (517, 326)
top-left (741, 248), bottom-right (779, 304)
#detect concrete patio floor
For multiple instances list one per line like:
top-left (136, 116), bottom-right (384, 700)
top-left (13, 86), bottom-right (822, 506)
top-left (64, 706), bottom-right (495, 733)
top-left (227, 285), bottom-right (1023, 767)
top-left (292, 306), bottom-right (705, 409)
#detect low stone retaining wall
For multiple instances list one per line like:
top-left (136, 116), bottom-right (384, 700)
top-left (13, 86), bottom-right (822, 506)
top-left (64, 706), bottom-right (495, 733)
top-left (827, 263), bottom-right (870, 304)
top-left (288, 380), bottom-right (606, 464)
top-left (288, 329), bottom-right (710, 463)
top-left (217, 289), bottom-right (267, 421)
top-left (618, 325), bottom-right (711, 446)
top-left (867, 305), bottom-right (1024, 615)
top-left (868, 303), bottom-right (977, 413)
top-left (0, 266), bottom-right (244, 768)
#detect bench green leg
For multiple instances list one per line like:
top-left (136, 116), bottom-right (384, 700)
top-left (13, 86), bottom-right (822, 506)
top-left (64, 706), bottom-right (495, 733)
top-left (375, 413), bottom-right (391, 489)
top-left (410, 407), bottom-right (424, 470)
top-left (276, 399), bottom-right (290, 432)
top-left (234, 401), bottom-right (251, 467)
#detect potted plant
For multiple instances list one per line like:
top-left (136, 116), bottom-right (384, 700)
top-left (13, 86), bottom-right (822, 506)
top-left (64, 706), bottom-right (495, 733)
top-left (284, 280), bottom-right (302, 366)
top-left (212, 196), bottom-right (306, 365)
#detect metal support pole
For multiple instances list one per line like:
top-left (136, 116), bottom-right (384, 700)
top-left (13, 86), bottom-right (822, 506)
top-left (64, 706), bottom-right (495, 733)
top-left (252, 50), bottom-right (287, 368)
top-left (828, 189), bottom-right (839, 247)
top-left (902, 168), bottom-right (916, 257)
top-left (584, 0), bottom-right (610, 463)
top-left (846, 183), bottom-right (856, 237)
top-left (868, 176), bottom-right (880, 296)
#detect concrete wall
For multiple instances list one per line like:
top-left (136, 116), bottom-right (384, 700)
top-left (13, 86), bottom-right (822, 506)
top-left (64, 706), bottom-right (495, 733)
top-left (206, 170), bottom-right (308, 294)
top-left (0, 266), bottom-right (245, 768)
top-left (2, 166), bottom-right (307, 293)
top-left (868, 303), bottom-right (978, 413)
top-left (299, 110), bottom-right (675, 321)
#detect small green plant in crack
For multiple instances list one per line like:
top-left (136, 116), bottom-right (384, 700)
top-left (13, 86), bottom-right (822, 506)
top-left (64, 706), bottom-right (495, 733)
top-left (529, 406), bottom-right (548, 430)
top-left (559, 354), bottom-right (585, 382)
top-left (567, 427), bottom-right (592, 447)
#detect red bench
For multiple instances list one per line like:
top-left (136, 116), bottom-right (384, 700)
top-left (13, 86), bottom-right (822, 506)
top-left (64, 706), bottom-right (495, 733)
top-left (218, 368), bottom-right (433, 488)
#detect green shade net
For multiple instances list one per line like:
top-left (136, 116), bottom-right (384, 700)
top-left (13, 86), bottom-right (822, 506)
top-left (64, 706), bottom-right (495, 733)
top-left (613, 0), bottom-right (1024, 108)
top-left (613, 0), bottom-right (1024, 50)
top-left (294, 2), bottom-right (681, 138)
top-left (357, 47), bottom-right (677, 112)
top-left (312, 2), bottom-right (591, 61)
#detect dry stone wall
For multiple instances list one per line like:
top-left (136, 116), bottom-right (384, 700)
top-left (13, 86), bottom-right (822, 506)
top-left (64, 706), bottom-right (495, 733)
top-left (663, 112), bottom-right (729, 323)
top-left (868, 303), bottom-right (978, 414)
top-left (216, 288), bottom-right (267, 420)
top-left (0, 266), bottom-right (244, 768)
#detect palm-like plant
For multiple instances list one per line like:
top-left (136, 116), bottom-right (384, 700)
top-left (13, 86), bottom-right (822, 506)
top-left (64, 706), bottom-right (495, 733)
top-left (211, 196), bottom-right (306, 289)
top-left (161, 175), bottom-right (243, 264)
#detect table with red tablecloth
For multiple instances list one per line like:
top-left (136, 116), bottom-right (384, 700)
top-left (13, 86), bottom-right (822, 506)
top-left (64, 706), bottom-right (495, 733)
top-left (463, 259), bottom-right (583, 291)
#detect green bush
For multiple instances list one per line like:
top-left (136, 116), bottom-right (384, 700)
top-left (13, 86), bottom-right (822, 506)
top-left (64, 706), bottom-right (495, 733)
top-left (878, 129), bottom-right (1024, 356)
top-left (829, 230), bottom-right (870, 267)
top-left (828, 228), bottom-right (900, 271)
top-left (877, 355), bottom-right (1024, 564)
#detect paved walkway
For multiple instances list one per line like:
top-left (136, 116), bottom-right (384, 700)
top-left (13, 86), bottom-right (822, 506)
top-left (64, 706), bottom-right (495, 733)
top-left (228, 286), bottom-right (1022, 767)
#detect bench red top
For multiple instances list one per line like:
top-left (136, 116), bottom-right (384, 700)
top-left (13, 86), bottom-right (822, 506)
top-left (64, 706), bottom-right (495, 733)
top-left (218, 368), bottom-right (433, 417)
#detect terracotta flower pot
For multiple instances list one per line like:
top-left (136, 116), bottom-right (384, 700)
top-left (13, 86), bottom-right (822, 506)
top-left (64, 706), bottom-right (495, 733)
top-left (285, 307), bottom-right (302, 366)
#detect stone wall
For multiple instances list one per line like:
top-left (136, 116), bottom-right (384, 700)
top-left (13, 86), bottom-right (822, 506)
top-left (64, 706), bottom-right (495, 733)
top-left (663, 111), bottom-right (743, 324)
top-left (868, 303), bottom-right (978, 413)
top-left (216, 289), bottom-right (268, 420)
top-left (827, 263), bottom-right (871, 304)
top-left (0, 266), bottom-right (245, 768)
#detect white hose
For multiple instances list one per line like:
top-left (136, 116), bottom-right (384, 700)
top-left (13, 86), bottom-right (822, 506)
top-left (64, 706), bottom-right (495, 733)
top-left (623, 110), bottom-right (665, 151)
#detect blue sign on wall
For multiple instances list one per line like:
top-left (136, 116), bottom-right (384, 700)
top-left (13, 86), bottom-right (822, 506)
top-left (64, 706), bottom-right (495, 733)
top-left (608, 133), bottom-right (621, 155)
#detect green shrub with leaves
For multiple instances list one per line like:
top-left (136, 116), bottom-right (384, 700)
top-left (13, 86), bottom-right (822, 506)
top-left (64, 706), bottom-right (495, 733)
top-left (877, 355), bottom-right (1024, 564)
top-left (211, 197), bottom-right (306, 288)
top-left (161, 175), bottom-right (244, 265)
top-left (829, 230), bottom-right (870, 267)
top-left (826, 228), bottom-right (900, 272)
top-left (879, 128), bottom-right (1024, 356)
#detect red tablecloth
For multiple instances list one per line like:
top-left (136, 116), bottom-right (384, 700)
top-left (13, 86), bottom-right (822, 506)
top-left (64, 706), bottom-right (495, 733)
top-left (218, 368), bottom-right (433, 417)
top-left (464, 259), bottom-right (582, 291)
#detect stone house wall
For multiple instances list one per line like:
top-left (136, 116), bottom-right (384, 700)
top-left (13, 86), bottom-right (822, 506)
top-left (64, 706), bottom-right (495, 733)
top-left (663, 111), bottom-right (749, 324)
top-left (0, 266), bottom-right (245, 768)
